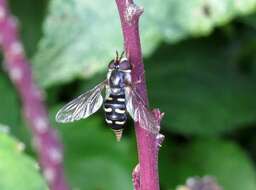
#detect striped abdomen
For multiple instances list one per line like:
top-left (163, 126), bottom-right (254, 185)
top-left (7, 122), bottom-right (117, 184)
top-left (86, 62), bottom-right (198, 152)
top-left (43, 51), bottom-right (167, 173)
top-left (104, 92), bottom-right (127, 130)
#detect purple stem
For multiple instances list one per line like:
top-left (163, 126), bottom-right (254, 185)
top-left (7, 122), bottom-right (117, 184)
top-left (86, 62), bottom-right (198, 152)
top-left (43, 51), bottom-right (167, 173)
top-left (115, 1), bottom-right (164, 190)
top-left (0, 1), bottom-right (69, 190)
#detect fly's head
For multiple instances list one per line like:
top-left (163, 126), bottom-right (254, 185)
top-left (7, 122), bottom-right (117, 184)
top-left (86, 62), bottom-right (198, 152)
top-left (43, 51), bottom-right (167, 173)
top-left (108, 51), bottom-right (132, 71)
top-left (107, 51), bottom-right (132, 93)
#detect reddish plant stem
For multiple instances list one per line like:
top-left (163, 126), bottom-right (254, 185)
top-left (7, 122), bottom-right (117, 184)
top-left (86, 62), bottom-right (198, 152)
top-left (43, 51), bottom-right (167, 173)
top-left (115, 1), bottom-right (164, 190)
top-left (0, 1), bottom-right (69, 190)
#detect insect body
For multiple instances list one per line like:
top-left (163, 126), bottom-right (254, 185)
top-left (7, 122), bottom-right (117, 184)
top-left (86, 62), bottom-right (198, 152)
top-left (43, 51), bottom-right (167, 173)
top-left (104, 92), bottom-right (127, 139)
top-left (56, 52), bottom-right (159, 141)
top-left (103, 56), bottom-right (131, 140)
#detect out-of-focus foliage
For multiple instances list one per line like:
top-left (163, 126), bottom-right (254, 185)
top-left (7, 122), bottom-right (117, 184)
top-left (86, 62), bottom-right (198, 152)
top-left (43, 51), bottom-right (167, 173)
top-left (8, 0), bottom-right (47, 57)
top-left (0, 75), bottom-right (32, 146)
top-left (33, 0), bottom-right (256, 87)
top-left (49, 107), bottom-right (136, 190)
top-left (0, 0), bottom-right (256, 190)
top-left (0, 75), bottom-right (20, 128)
top-left (159, 139), bottom-right (256, 190)
top-left (147, 37), bottom-right (256, 135)
top-left (241, 12), bottom-right (256, 29)
top-left (0, 126), bottom-right (48, 190)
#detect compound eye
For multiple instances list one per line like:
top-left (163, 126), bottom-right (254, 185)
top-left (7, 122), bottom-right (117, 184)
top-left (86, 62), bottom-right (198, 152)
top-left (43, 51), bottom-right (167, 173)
top-left (119, 58), bottom-right (131, 70)
top-left (108, 60), bottom-right (115, 69)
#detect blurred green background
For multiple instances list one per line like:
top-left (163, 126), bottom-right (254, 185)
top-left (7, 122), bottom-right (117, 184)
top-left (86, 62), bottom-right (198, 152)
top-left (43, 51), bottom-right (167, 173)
top-left (1, 0), bottom-right (256, 189)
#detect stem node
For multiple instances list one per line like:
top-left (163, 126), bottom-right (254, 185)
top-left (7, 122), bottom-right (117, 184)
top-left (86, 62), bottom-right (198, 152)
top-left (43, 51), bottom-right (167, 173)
top-left (125, 3), bottom-right (144, 24)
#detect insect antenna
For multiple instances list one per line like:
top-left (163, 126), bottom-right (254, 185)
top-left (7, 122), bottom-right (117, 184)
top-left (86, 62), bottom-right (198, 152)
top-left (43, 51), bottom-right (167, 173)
top-left (113, 50), bottom-right (120, 67)
top-left (115, 50), bottom-right (119, 62)
top-left (119, 51), bottom-right (125, 61)
top-left (115, 50), bottom-right (125, 63)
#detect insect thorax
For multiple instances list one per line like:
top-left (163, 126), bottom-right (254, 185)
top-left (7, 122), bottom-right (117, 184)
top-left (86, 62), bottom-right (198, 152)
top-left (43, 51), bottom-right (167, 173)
top-left (107, 68), bottom-right (131, 94)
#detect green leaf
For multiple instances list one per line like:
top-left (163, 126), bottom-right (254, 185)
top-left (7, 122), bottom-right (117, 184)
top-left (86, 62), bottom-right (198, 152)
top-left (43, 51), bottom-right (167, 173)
top-left (159, 139), bottom-right (256, 190)
top-left (0, 125), bottom-right (48, 190)
top-left (33, 0), bottom-right (256, 87)
top-left (0, 74), bottom-right (32, 147)
top-left (49, 106), bottom-right (136, 190)
top-left (0, 75), bottom-right (20, 128)
top-left (9, 0), bottom-right (48, 57)
top-left (146, 37), bottom-right (256, 135)
top-left (240, 13), bottom-right (256, 29)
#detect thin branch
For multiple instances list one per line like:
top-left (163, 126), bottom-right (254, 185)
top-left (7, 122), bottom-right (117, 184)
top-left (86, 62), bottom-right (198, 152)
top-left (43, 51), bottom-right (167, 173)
top-left (0, 1), bottom-right (69, 190)
top-left (115, 1), bottom-right (164, 190)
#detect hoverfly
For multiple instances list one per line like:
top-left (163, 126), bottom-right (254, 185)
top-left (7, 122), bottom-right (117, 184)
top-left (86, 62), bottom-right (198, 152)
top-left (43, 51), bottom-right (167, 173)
top-left (56, 52), bottom-right (159, 141)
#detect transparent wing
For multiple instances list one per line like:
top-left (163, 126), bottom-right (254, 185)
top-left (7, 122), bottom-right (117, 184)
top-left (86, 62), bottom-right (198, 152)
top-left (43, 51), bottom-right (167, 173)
top-left (126, 88), bottom-right (159, 134)
top-left (56, 81), bottom-right (106, 123)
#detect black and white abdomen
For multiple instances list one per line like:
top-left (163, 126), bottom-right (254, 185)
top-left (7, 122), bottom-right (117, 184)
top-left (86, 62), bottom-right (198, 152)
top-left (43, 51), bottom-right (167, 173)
top-left (104, 91), bottom-right (127, 131)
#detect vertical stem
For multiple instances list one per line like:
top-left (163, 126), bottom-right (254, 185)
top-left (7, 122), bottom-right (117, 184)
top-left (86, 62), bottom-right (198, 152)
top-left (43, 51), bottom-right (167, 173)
top-left (0, 1), bottom-right (69, 190)
top-left (115, 1), bottom-right (164, 190)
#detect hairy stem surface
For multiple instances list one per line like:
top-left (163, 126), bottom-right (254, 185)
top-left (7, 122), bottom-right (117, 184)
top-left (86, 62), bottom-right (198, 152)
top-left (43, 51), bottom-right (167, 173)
top-left (0, 1), bottom-right (69, 190)
top-left (115, 1), bottom-right (164, 190)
